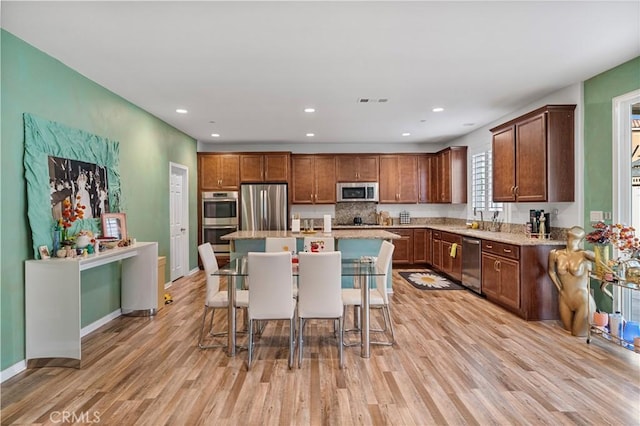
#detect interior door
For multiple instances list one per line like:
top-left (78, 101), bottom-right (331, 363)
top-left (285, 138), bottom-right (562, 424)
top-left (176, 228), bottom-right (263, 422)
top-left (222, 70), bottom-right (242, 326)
top-left (170, 164), bottom-right (188, 281)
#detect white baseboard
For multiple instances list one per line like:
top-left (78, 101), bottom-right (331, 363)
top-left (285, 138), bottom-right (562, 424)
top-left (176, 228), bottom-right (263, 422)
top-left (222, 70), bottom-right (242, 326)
top-left (1, 360), bottom-right (27, 383)
top-left (2, 309), bottom-right (122, 383)
top-left (188, 267), bottom-right (199, 276)
top-left (81, 309), bottom-right (122, 338)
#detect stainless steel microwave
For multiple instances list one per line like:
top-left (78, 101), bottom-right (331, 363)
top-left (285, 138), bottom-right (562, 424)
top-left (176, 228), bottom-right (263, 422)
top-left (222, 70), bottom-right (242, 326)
top-left (336, 182), bottom-right (379, 202)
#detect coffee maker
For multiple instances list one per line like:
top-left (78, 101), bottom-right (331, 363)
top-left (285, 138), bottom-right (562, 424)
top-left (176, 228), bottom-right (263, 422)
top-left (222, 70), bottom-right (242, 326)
top-left (528, 209), bottom-right (551, 238)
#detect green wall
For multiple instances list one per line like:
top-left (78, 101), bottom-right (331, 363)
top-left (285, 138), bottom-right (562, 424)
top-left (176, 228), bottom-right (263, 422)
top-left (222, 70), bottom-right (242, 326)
top-left (0, 30), bottom-right (198, 370)
top-left (583, 56), bottom-right (640, 226)
top-left (583, 56), bottom-right (640, 312)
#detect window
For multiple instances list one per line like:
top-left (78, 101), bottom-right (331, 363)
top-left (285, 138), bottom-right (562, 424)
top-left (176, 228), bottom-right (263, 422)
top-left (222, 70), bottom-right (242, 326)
top-left (472, 151), bottom-right (503, 213)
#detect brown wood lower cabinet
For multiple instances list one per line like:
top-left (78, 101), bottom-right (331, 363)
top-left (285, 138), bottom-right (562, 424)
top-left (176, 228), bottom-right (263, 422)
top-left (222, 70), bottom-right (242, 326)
top-left (481, 240), bottom-right (562, 320)
top-left (388, 228), bottom-right (413, 265)
top-left (432, 230), bottom-right (442, 270)
top-left (481, 251), bottom-right (520, 311)
top-left (412, 229), bottom-right (428, 264)
top-left (387, 226), bottom-right (561, 321)
top-left (437, 232), bottom-right (463, 281)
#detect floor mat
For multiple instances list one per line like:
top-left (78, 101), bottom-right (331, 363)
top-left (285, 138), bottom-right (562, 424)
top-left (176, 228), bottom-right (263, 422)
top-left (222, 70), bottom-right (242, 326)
top-left (398, 270), bottom-right (466, 290)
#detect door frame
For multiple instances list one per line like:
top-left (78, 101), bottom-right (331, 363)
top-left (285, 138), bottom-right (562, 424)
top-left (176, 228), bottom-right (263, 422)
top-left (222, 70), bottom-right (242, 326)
top-left (612, 89), bottom-right (640, 225)
top-left (612, 89), bottom-right (640, 315)
top-left (169, 162), bottom-right (189, 281)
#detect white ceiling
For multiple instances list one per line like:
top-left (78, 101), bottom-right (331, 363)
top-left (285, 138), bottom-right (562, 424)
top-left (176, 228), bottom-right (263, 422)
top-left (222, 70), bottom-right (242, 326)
top-left (2, 1), bottom-right (639, 146)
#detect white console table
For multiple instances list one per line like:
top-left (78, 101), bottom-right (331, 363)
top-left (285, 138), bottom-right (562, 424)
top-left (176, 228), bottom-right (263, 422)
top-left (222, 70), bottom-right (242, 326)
top-left (25, 242), bottom-right (158, 368)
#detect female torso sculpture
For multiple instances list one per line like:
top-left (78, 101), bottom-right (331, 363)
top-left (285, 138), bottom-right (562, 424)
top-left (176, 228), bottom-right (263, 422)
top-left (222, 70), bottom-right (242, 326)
top-left (548, 226), bottom-right (596, 336)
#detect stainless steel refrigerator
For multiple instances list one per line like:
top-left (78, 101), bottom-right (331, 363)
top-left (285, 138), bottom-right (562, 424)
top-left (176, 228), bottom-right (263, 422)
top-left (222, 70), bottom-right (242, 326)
top-left (240, 183), bottom-right (288, 231)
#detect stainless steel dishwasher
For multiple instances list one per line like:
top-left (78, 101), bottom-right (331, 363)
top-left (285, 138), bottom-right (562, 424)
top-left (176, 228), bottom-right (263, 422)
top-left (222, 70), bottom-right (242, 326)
top-left (462, 237), bottom-right (482, 294)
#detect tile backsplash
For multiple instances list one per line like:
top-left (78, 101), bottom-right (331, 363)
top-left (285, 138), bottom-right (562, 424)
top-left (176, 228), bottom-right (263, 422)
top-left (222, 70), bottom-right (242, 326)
top-left (335, 202), bottom-right (377, 225)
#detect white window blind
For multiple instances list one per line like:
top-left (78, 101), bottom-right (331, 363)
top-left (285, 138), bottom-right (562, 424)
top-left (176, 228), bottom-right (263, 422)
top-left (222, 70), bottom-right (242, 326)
top-left (472, 151), bottom-right (503, 212)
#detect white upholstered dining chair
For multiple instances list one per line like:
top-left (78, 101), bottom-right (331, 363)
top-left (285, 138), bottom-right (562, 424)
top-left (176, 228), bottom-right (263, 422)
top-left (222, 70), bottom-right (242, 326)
top-left (247, 251), bottom-right (296, 370)
top-left (342, 240), bottom-right (396, 346)
top-left (265, 237), bottom-right (299, 298)
top-left (197, 243), bottom-right (248, 349)
top-left (297, 251), bottom-right (344, 368)
top-left (265, 237), bottom-right (298, 254)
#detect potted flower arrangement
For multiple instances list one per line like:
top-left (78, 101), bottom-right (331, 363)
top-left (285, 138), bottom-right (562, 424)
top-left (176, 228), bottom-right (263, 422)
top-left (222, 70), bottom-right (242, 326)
top-left (60, 195), bottom-right (86, 244)
top-left (586, 221), bottom-right (640, 280)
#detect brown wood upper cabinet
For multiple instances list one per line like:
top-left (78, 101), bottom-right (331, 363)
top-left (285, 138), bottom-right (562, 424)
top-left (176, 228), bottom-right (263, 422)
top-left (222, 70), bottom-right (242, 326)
top-left (428, 147), bottom-right (467, 203)
top-left (379, 155), bottom-right (418, 203)
top-left (490, 104), bottom-right (576, 203)
top-left (198, 153), bottom-right (240, 191)
top-left (240, 153), bottom-right (290, 183)
top-left (291, 155), bottom-right (336, 204)
top-left (335, 155), bottom-right (379, 182)
top-left (418, 155), bottom-right (435, 203)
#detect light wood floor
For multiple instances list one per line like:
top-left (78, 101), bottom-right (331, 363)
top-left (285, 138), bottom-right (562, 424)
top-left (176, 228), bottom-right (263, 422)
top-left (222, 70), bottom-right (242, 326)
top-left (2, 269), bottom-right (639, 425)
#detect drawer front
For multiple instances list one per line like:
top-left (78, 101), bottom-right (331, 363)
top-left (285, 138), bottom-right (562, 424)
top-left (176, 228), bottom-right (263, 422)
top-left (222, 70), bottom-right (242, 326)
top-left (442, 232), bottom-right (462, 245)
top-left (482, 240), bottom-right (520, 260)
top-left (389, 228), bottom-right (413, 238)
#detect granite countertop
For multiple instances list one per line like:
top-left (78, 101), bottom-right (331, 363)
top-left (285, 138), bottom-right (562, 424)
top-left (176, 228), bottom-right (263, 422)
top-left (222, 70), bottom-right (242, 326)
top-left (221, 229), bottom-right (401, 240)
top-left (333, 224), bottom-right (565, 246)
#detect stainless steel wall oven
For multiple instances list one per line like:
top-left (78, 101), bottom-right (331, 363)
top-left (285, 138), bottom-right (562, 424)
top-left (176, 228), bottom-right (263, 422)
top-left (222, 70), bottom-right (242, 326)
top-left (201, 191), bottom-right (238, 254)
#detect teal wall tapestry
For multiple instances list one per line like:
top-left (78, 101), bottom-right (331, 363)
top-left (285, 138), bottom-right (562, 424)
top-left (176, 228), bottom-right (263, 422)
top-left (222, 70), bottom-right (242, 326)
top-left (24, 113), bottom-right (122, 258)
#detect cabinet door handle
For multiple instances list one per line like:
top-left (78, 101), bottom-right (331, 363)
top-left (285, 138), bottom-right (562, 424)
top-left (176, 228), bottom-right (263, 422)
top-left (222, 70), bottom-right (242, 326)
top-left (514, 186), bottom-right (519, 196)
top-left (503, 248), bottom-right (512, 253)
top-left (494, 260), bottom-right (501, 272)
top-left (486, 244), bottom-right (493, 249)
top-left (510, 186), bottom-right (515, 195)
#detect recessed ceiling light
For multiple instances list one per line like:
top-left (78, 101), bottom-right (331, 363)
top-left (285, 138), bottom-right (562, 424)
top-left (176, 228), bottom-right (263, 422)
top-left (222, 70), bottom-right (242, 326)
top-left (402, 132), bottom-right (411, 136)
top-left (306, 133), bottom-right (315, 137)
top-left (304, 108), bottom-right (316, 113)
top-left (211, 133), bottom-right (220, 137)
top-left (432, 107), bottom-right (444, 112)
top-left (420, 119), bottom-right (427, 123)
top-left (176, 108), bottom-right (188, 114)
top-left (463, 123), bottom-right (475, 127)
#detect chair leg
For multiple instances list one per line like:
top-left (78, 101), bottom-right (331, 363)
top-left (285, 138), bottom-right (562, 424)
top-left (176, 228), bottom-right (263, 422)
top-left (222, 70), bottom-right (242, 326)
top-left (198, 306), bottom-right (209, 348)
top-left (384, 304), bottom-right (396, 344)
top-left (247, 318), bottom-right (254, 370)
top-left (289, 317), bottom-right (295, 369)
top-left (298, 318), bottom-right (305, 368)
top-left (370, 304), bottom-right (395, 346)
top-left (199, 306), bottom-right (228, 349)
top-left (338, 316), bottom-right (344, 369)
top-left (342, 305), bottom-right (361, 347)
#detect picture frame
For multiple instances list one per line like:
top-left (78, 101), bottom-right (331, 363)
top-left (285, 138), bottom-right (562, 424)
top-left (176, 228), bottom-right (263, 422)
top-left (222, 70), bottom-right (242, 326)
top-left (101, 212), bottom-right (127, 240)
top-left (38, 245), bottom-right (50, 259)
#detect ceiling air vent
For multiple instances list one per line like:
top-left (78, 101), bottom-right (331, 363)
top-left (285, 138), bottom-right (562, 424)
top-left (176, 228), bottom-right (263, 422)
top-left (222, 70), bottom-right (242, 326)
top-left (358, 98), bottom-right (388, 103)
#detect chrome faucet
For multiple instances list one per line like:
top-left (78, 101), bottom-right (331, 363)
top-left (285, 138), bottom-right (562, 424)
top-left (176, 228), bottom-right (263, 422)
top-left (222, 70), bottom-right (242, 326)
top-left (473, 207), bottom-right (484, 230)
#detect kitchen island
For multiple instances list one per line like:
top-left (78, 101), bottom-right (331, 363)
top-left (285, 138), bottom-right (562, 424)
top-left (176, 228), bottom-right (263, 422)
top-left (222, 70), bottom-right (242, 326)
top-left (221, 229), bottom-right (400, 289)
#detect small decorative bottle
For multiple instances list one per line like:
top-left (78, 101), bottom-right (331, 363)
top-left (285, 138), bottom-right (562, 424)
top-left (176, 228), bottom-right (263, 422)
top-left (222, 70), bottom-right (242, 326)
top-left (52, 223), bottom-right (61, 255)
